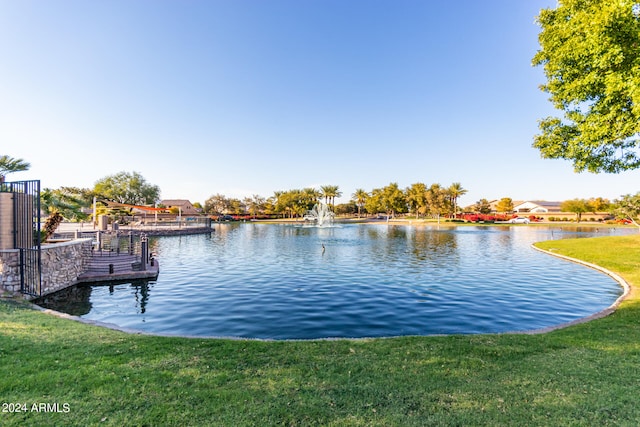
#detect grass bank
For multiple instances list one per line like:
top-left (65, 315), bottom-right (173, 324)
top-left (1, 235), bottom-right (640, 426)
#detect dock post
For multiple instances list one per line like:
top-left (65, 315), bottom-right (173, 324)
top-left (140, 234), bottom-right (148, 271)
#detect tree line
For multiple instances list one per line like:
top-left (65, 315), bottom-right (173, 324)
top-left (202, 182), bottom-right (468, 221)
top-left (3, 156), bottom-right (640, 230)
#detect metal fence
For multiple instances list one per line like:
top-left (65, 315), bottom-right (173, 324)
top-left (94, 231), bottom-right (144, 257)
top-left (115, 217), bottom-right (212, 230)
top-left (54, 217), bottom-right (212, 233)
top-left (1, 180), bottom-right (41, 296)
top-left (52, 230), bottom-right (147, 257)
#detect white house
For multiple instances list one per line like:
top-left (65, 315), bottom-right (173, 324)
top-left (513, 201), bottom-right (562, 213)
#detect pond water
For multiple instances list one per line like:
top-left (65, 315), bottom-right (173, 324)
top-left (39, 224), bottom-right (629, 339)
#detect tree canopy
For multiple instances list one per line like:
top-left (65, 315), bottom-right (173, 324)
top-left (406, 183), bottom-right (428, 217)
top-left (495, 198), bottom-right (514, 214)
top-left (0, 155), bottom-right (30, 180)
top-left (560, 198), bottom-right (593, 222)
top-left (93, 171), bottom-right (160, 206)
top-left (614, 192), bottom-right (640, 228)
top-left (425, 183), bottom-right (451, 222)
top-left (532, 0), bottom-right (640, 173)
top-left (473, 199), bottom-right (492, 215)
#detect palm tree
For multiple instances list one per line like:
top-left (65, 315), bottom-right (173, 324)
top-left (40, 188), bottom-right (88, 240)
top-left (0, 155), bottom-right (30, 182)
top-left (351, 189), bottom-right (369, 217)
top-left (41, 212), bottom-right (64, 241)
top-left (320, 185), bottom-right (331, 205)
top-left (448, 182), bottom-right (468, 218)
top-left (320, 185), bottom-right (342, 210)
top-left (302, 187), bottom-right (321, 203)
top-left (331, 186), bottom-right (343, 209)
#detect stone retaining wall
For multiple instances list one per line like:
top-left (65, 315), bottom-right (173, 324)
top-left (0, 250), bottom-right (20, 294)
top-left (40, 239), bottom-right (93, 296)
top-left (0, 238), bottom-right (93, 297)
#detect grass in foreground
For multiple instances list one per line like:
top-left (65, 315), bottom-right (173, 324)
top-left (1, 235), bottom-right (640, 426)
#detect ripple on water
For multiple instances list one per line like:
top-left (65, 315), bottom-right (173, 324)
top-left (38, 224), bottom-right (630, 339)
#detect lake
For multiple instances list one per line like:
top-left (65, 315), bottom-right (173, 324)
top-left (39, 223), bottom-right (629, 339)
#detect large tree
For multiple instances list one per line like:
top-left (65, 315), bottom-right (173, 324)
top-left (560, 198), bottom-right (593, 222)
top-left (405, 183), bottom-right (428, 218)
top-left (532, 0), bottom-right (640, 172)
top-left (270, 189), bottom-right (317, 219)
top-left (380, 183), bottom-right (407, 218)
top-left (204, 193), bottom-right (231, 215)
top-left (473, 199), bottom-right (492, 215)
top-left (364, 188), bottom-right (384, 216)
top-left (589, 197), bottom-right (611, 212)
top-left (425, 183), bottom-right (450, 223)
top-left (495, 198), bottom-right (514, 215)
top-left (93, 171), bottom-right (160, 205)
top-left (614, 192), bottom-right (640, 229)
top-left (244, 194), bottom-right (266, 219)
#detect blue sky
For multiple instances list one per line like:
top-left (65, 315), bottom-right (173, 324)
top-left (2, 0), bottom-right (638, 207)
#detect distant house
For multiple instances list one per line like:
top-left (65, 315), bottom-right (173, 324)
top-left (464, 200), bottom-right (563, 214)
top-left (159, 199), bottom-right (201, 216)
top-left (513, 201), bottom-right (562, 214)
top-left (464, 199), bottom-right (608, 221)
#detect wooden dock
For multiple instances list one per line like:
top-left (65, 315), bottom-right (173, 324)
top-left (77, 253), bottom-right (159, 283)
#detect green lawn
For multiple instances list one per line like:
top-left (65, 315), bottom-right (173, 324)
top-left (1, 235), bottom-right (640, 426)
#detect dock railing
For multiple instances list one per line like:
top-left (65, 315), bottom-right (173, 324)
top-left (50, 230), bottom-right (148, 263)
top-left (53, 217), bottom-right (211, 234)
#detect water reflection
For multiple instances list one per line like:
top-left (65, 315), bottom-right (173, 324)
top-left (131, 281), bottom-right (151, 314)
top-left (36, 285), bottom-right (93, 316)
top-left (409, 227), bottom-right (458, 263)
top-left (38, 280), bottom-right (153, 316)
